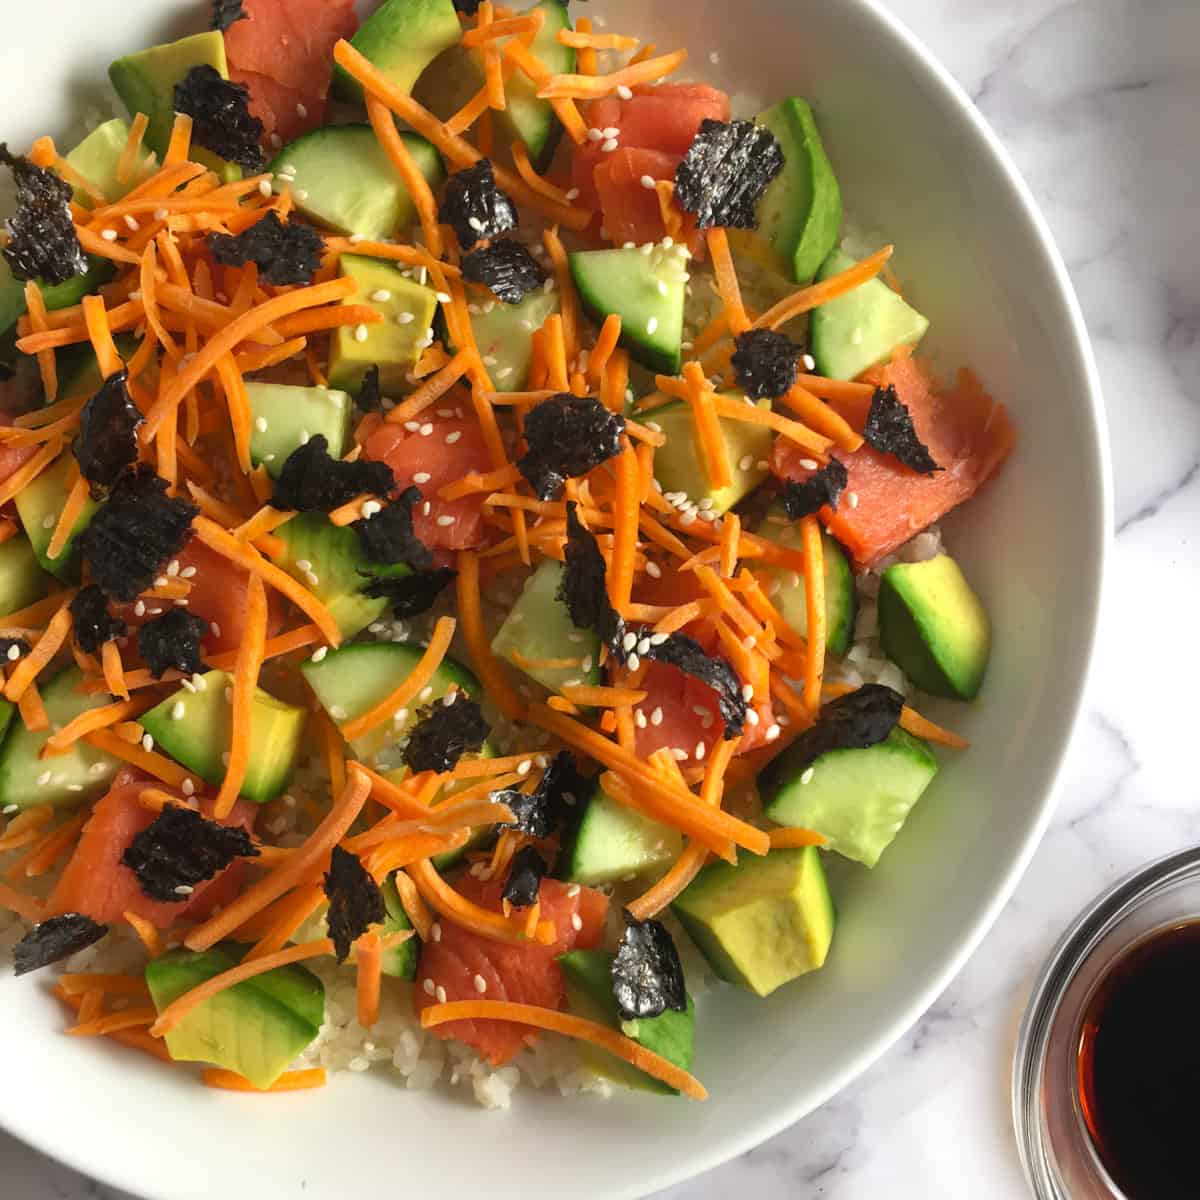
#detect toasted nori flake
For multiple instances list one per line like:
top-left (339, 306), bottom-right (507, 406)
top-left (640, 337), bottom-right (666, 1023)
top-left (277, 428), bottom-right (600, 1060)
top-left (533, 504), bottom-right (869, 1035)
top-left (211, 0), bottom-right (246, 30)
top-left (0, 636), bottom-right (30, 662)
top-left (351, 486), bottom-right (431, 569)
top-left (452, 0), bottom-right (483, 13)
top-left (174, 65), bottom-right (266, 173)
top-left (122, 805), bottom-right (258, 903)
top-left (518, 395), bottom-right (625, 501)
top-left (559, 502), bottom-right (625, 651)
top-left (138, 609), bottom-right (208, 679)
top-left (862, 385), bottom-right (941, 475)
top-left (495, 750), bottom-right (589, 841)
top-left (437, 159), bottom-right (517, 250)
top-left (502, 844), bottom-right (547, 910)
top-left (731, 328), bottom-right (801, 400)
top-left (77, 467), bottom-right (199, 601)
top-left (612, 910), bottom-right (687, 1021)
top-left (272, 434), bottom-right (393, 513)
top-left (360, 567), bottom-right (457, 619)
top-left (461, 238), bottom-right (547, 305)
top-left (0, 144), bottom-right (87, 286)
top-left (642, 632), bottom-right (746, 739)
top-left (69, 585), bottom-right (126, 655)
top-left (780, 458), bottom-right (849, 520)
top-left (357, 364), bottom-right (383, 413)
top-left (324, 846), bottom-right (385, 963)
top-left (73, 369), bottom-right (143, 497)
top-left (675, 119), bottom-right (785, 230)
top-left (402, 694), bottom-right (490, 775)
top-left (786, 683), bottom-right (903, 769)
top-left (209, 211), bottom-right (324, 287)
top-left (13, 914), bottom-right (107, 976)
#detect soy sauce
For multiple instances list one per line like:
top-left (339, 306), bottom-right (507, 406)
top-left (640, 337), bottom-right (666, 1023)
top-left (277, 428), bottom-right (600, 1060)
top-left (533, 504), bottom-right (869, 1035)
top-left (1077, 922), bottom-right (1200, 1198)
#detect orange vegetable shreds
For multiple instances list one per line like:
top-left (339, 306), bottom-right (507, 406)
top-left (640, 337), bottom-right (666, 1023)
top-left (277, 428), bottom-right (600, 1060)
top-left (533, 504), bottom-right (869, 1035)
top-left (185, 765), bottom-right (373, 953)
top-left (41, 695), bottom-right (157, 757)
top-left (0, 806), bottom-right (54, 851)
top-left (706, 228), bottom-right (750, 335)
top-left (477, 3), bottom-right (507, 110)
top-left (9, 809), bottom-right (89, 879)
top-left (446, 85), bottom-right (492, 135)
top-left (384, 348), bottom-right (477, 426)
top-left (456, 551), bottom-right (526, 722)
top-left (46, 466), bottom-right (89, 564)
top-left (799, 514), bottom-right (826, 712)
top-left (460, 10), bottom-right (544, 46)
top-left (242, 884), bottom-right (326, 962)
top-left (719, 513), bottom-right (741, 578)
top-left (559, 685), bottom-right (648, 708)
top-left (52, 989), bottom-right (172, 1062)
top-left (754, 246), bottom-right (894, 331)
top-left (214, 574), bottom-right (268, 819)
top-left (356, 932), bottom-right (383, 1027)
top-left (81, 295), bottom-right (124, 379)
top-left (406, 858), bottom-right (553, 946)
top-left (215, 355), bottom-right (253, 474)
top-left (588, 314), bottom-right (622, 388)
top-left (0, 880), bottom-right (43, 920)
top-left (83, 730), bottom-right (194, 789)
top-left (116, 112), bottom-right (150, 184)
top-left (899, 709), bottom-right (969, 750)
top-left (236, 336), bottom-right (307, 375)
top-left (233, 505), bottom-right (294, 543)
top-left (559, 29), bottom-right (639, 51)
top-left (778, 383), bottom-right (864, 453)
top-left (17, 684), bottom-right (49, 733)
top-left (709, 392), bottom-right (832, 457)
top-left (0, 436), bottom-right (65, 510)
top-left (680, 363), bottom-right (732, 490)
top-left (68, 1007), bottom-right (160, 1037)
top-left (22, 282), bottom-right (57, 403)
top-left (123, 910), bottom-right (165, 958)
top-left (202, 1068), bottom-right (327, 1093)
top-left (57, 973), bottom-right (150, 997)
top-left (536, 49), bottom-right (688, 99)
top-left (607, 443), bottom-right (640, 615)
top-left (365, 93), bottom-right (443, 258)
top-left (163, 114), bottom-right (193, 165)
top-left (510, 141), bottom-right (574, 207)
top-left (768, 827), bottom-right (828, 849)
top-left (4, 600), bottom-right (73, 702)
top-left (793, 373), bottom-right (876, 404)
top-left (390, 869), bottom-right (434, 939)
top-left (542, 226), bottom-right (579, 361)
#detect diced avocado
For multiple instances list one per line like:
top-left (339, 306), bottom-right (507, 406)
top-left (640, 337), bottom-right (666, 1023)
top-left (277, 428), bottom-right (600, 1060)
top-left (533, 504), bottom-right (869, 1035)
top-left (380, 761), bottom-right (497, 870)
top-left (245, 383), bottom-right (352, 477)
top-left (559, 782), bottom-right (682, 887)
top-left (0, 700), bottom-right (15, 745)
top-left (491, 558), bottom-right (600, 696)
top-left (569, 245), bottom-right (689, 375)
top-left (673, 846), bottom-right (834, 997)
top-left (302, 640), bottom-right (481, 762)
top-left (108, 32), bottom-right (241, 183)
top-left (140, 671), bottom-right (306, 804)
top-left (878, 554), bottom-right (991, 700)
top-left (649, 398), bottom-right (772, 514)
top-left (65, 119), bottom-right (156, 208)
top-left (756, 506), bottom-right (856, 656)
top-left (810, 249), bottom-right (929, 381)
top-left (467, 289), bottom-right (559, 393)
top-left (0, 256), bottom-right (117, 344)
top-left (268, 126), bottom-right (443, 241)
top-left (328, 254), bottom-right (439, 395)
top-left (754, 98), bottom-right (841, 283)
top-left (333, 0), bottom-right (463, 104)
top-left (0, 668), bottom-right (120, 810)
top-left (146, 945), bottom-right (324, 1089)
top-left (559, 949), bottom-right (695, 1095)
top-left (55, 333), bottom-right (139, 400)
top-left (0, 534), bottom-right (50, 619)
top-left (760, 727), bottom-right (938, 867)
top-left (15, 456), bottom-right (100, 582)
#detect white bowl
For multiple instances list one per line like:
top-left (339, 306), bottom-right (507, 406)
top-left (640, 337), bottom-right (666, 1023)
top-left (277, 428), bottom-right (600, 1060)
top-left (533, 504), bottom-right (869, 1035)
top-left (0, 1), bottom-right (1109, 1197)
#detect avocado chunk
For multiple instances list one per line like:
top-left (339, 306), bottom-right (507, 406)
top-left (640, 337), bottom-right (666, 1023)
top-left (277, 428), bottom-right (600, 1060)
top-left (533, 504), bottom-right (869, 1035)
top-left (810, 249), bottom-right (929, 381)
top-left (65, 119), bottom-right (156, 207)
top-left (0, 668), bottom-right (120, 810)
top-left (109, 31), bottom-right (241, 183)
top-left (559, 948), bottom-right (695, 1094)
top-left (146, 946), bottom-right (324, 1089)
top-left (327, 254), bottom-right (439, 395)
top-left (760, 727), bottom-right (938, 867)
top-left (878, 554), bottom-right (990, 700)
top-left (269, 125), bottom-right (443, 241)
top-left (467, 288), bottom-right (559, 393)
top-left (245, 383), bottom-right (351, 477)
top-left (672, 846), bottom-right (834, 997)
top-left (14, 456), bottom-right (100, 582)
top-left (0, 534), bottom-right (50, 619)
top-left (559, 782), bottom-right (682, 887)
top-left (140, 671), bottom-right (307, 804)
top-left (333, 0), bottom-right (463, 104)
top-left (754, 98), bottom-right (842, 283)
top-left (569, 245), bottom-right (690, 375)
top-left (649, 398), bottom-right (772, 515)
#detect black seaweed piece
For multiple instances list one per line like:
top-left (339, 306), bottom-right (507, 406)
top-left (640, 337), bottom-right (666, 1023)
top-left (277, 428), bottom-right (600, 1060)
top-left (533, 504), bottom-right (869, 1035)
top-left (518, 394), bottom-right (625, 501)
top-left (787, 683), bottom-right (904, 769)
top-left (360, 567), bottom-right (457, 619)
top-left (77, 467), bottom-right (199, 601)
top-left (674, 119), bottom-right (785, 230)
top-left (324, 846), bottom-right (385, 963)
top-left (437, 159), bottom-right (517, 250)
top-left (138, 609), bottom-right (207, 679)
top-left (69, 585), bottom-right (126, 655)
top-left (0, 636), bottom-right (30, 662)
top-left (452, 0), bottom-right (483, 13)
top-left (13, 914), bottom-right (107, 976)
top-left (495, 750), bottom-right (590, 841)
top-left (211, 0), bottom-right (246, 30)
top-left (209, 211), bottom-right (324, 287)
top-left (502, 845), bottom-right (548, 910)
top-left (862, 385), bottom-right (941, 475)
top-left (559, 501), bottom-right (625, 651)
top-left (272, 434), bottom-right (394, 513)
top-left (0, 144), bottom-right (87, 286)
top-left (461, 238), bottom-right (547, 305)
top-left (351, 486), bottom-right (431, 569)
top-left (731, 328), bottom-right (801, 401)
top-left (357, 364), bottom-right (383, 414)
top-left (612, 911), bottom-right (687, 1021)
top-left (779, 458), bottom-right (849, 520)
top-left (174, 65), bottom-right (266, 173)
top-left (122, 805), bottom-right (258, 903)
top-left (642, 632), bottom-right (746, 739)
top-left (402, 694), bottom-right (491, 775)
top-left (73, 369), bottom-right (143, 497)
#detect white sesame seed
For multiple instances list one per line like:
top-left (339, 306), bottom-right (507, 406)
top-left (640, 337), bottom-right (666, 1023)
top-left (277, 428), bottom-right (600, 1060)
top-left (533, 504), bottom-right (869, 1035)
top-left (657, 280), bottom-right (669, 296)
top-left (123, 214), bottom-right (140, 231)
top-left (695, 741), bottom-right (707, 760)
top-left (410, 472), bottom-right (432, 487)
top-left (571, 913), bottom-right (583, 932)
top-left (348, 233), bottom-right (365, 244)
top-left (258, 179), bottom-right (272, 197)
top-left (637, 638), bottom-right (652, 656)
top-left (746, 708), bottom-right (760, 726)
top-left (627, 652), bottom-right (641, 671)
top-left (587, 127), bottom-right (604, 142)
top-left (141, 734), bottom-right (154, 752)
top-left (423, 978), bottom-right (436, 996)
top-left (517, 759), bottom-right (532, 776)
top-left (41, 513), bottom-right (55, 530)
top-left (799, 458), bottom-right (819, 470)
top-left (294, 190), bottom-right (308, 202)
top-left (650, 707), bottom-right (664, 726)
top-left (361, 499), bottom-right (382, 519)
top-left (180, 566), bottom-right (197, 579)
top-left (182, 778), bottom-right (196, 796)
top-left (435, 515), bottom-right (456, 527)
top-left (423, 501), bottom-right (431, 515)
top-left (566, 188), bottom-right (581, 201)
top-left (646, 317), bottom-right (659, 335)
top-left (802, 354), bottom-right (816, 370)
top-left (419, 422), bottom-right (434, 436)
top-left (766, 723), bottom-right (782, 741)
top-left (435, 291), bottom-right (452, 304)
top-left (800, 767), bottom-right (815, 785)
top-left (154, 208), bottom-right (169, 221)
top-left (468, 216), bottom-right (486, 232)
top-left (354, 324), bottom-right (369, 343)
top-left (310, 646), bottom-right (328, 664)
top-left (295, 559), bottom-right (313, 572)
top-left (645, 561), bottom-right (662, 579)
top-left (739, 454), bottom-right (754, 471)
top-left (618, 85), bottom-right (634, 100)
top-left (418, 686), bottom-right (434, 702)
top-left (330, 705), bottom-right (348, 720)
top-left (171, 701), bottom-right (185, 721)
top-left (445, 430), bottom-right (462, 445)
top-left (100, 228), bottom-right (118, 242)
top-left (741, 683), bottom-right (755, 702)
top-left (296, 102), bottom-right (308, 119)
top-left (672, 747), bottom-right (689, 761)
top-left (435, 985), bottom-right (447, 1004)
top-left (35, 771), bottom-right (51, 787)
top-left (635, 709), bottom-right (647, 728)
top-left (474, 974), bottom-right (488, 994)
top-left (709, 50), bottom-right (721, 64)
top-left (430, 923), bottom-right (442, 942)
top-left (174, 884), bottom-right (194, 896)
top-left (848, 491), bottom-right (860, 509)
top-left (254, 416), bottom-right (268, 433)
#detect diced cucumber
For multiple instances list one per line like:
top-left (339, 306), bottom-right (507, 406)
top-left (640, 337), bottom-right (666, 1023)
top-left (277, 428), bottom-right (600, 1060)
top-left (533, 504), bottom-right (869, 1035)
top-left (0, 534), bottom-right (50, 619)
top-left (14, 456), bottom-right (99, 582)
top-left (245, 383), bottom-right (352, 477)
top-left (467, 289), bottom-right (559, 393)
top-left (559, 783), bottom-right (682, 887)
top-left (0, 256), bottom-right (117, 343)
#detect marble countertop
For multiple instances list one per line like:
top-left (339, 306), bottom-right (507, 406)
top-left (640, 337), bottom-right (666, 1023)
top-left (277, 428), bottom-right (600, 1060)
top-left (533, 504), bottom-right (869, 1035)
top-left (4, 0), bottom-right (1196, 1196)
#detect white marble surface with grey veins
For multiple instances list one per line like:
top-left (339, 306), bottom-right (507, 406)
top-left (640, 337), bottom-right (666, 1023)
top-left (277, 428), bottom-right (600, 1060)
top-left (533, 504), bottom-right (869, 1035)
top-left (4, 0), bottom-right (1198, 1196)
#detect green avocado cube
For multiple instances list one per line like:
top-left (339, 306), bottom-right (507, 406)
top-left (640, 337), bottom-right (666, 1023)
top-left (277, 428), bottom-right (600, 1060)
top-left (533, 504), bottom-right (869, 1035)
top-left (14, 456), bottom-right (99, 582)
top-left (0, 534), bottom-right (49, 619)
top-left (245, 383), bottom-right (352, 477)
top-left (65, 118), bottom-right (156, 207)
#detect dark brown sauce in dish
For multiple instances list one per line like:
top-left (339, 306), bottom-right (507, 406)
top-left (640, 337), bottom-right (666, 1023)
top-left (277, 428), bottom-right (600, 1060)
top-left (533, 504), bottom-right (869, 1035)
top-left (1077, 921), bottom-right (1200, 1199)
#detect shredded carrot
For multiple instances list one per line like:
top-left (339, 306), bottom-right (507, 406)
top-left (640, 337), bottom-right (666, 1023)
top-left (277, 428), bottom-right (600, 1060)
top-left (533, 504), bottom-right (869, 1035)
top-left (69, 1007), bottom-right (159, 1037)
top-left (706, 228), bottom-right (750, 334)
top-left (215, 355), bottom-right (253, 474)
top-left (42, 694), bottom-right (154, 757)
top-left (509, 141), bottom-right (574, 207)
top-left (384, 347), bottom-right (477, 426)
top-left (754, 246), bottom-right (894, 331)
top-left (768, 827), bottom-right (828, 849)
top-left (679, 363), bottom-right (733, 490)
top-left (778, 383), bottom-right (864, 453)
top-left (45, 465), bottom-right (89, 564)
top-left (356, 932), bottom-right (383, 1027)
top-left (202, 1068), bottom-right (327, 1092)
top-left (0, 806), bottom-right (54, 851)
top-left (536, 49), bottom-right (688, 99)
top-left (7, 809), bottom-right (88, 879)
top-left (82, 294), bottom-right (124, 379)
top-left (542, 226), bottom-right (579, 362)
top-left (233, 504), bottom-right (293, 543)
top-left (4, 601), bottom-right (73, 702)
top-left (390, 869), bottom-right (434, 939)
top-left (456, 551), bottom-right (526, 722)
top-left (22, 282), bottom-right (58, 402)
top-left (84, 729), bottom-right (194, 789)
top-left (559, 684), bottom-right (647, 707)
top-left (407, 858), bottom-right (553, 945)
top-left (242, 883), bottom-right (325, 962)
top-left (799, 515), bottom-right (826, 711)
top-left (719, 512), bottom-right (741, 578)
top-left (0, 437), bottom-right (65, 510)
top-left (57, 973), bottom-right (150, 997)
top-left (163, 114), bottom-right (193, 165)
top-left (0, 880), bottom-right (43, 920)
top-left (898, 708), bottom-right (969, 749)
top-left (17, 683), bottom-right (49, 733)
top-left (607, 443), bottom-right (640, 615)
top-left (213, 574), bottom-right (267, 818)
top-left (364, 93), bottom-right (443, 258)
top-left (123, 910), bottom-right (165, 958)
top-left (710, 392), bottom-right (832, 456)
top-left (116, 112), bottom-right (150, 184)
top-left (793, 373), bottom-right (876, 404)
top-left (559, 28), bottom-right (639, 51)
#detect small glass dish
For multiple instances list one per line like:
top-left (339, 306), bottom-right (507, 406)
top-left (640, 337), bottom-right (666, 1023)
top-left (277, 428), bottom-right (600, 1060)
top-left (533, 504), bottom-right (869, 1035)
top-left (1013, 845), bottom-right (1200, 1198)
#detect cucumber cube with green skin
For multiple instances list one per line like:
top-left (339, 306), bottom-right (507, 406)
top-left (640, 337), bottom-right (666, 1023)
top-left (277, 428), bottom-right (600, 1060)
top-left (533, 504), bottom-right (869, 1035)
top-left (559, 949), bottom-right (695, 1095)
top-left (146, 946), bottom-right (324, 1089)
top-left (467, 289), bottom-right (560, 393)
top-left (0, 534), bottom-right (50, 619)
top-left (0, 256), bottom-right (117, 344)
top-left (672, 846), bottom-right (834, 997)
top-left (15, 457), bottom-right (100, 582)
top-left (65, 119), bottom-right (156, 208)
top-left (559, 783), bottom-right (682, 887)
top-left (245, 383), bottom-right (352, 477)
top-left (140, 671), bottom-right (307, 805)
top-left (55, 333), bottom-right (140, 402)
top-left (759, 727), bottom-right (938, 867)
top-left (878, 554), bottom-right (991, 700)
